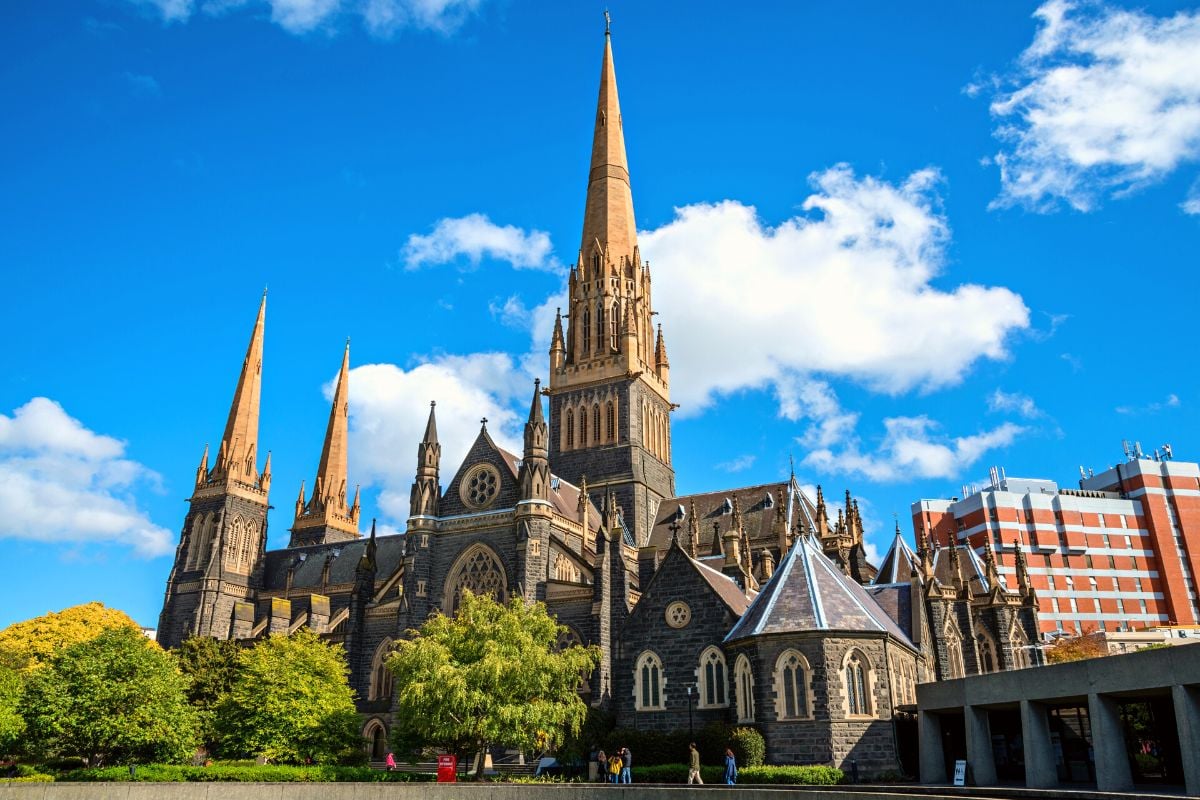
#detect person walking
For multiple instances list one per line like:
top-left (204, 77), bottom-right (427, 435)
top-left (385, 752), bottom-right (396, 771)
top-left (596, 750), bottom-right (608, 783)
top-left (723, 748), bottom-right (738, 786)
top-left (687, 742), bottom-right (703, 785)
top-left (619, 746), bottom-right (632, 784)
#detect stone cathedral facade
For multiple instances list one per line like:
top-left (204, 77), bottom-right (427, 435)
top-left (157, 28), bottom-right (1039, 775)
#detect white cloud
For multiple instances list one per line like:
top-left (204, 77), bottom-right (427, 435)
top-left (987, 1), bottom-right (1200, 212)
top-left (344, 355), bottom-right (531, 522)
top-left (1184, 179), bottom-right (1200, 215)
top-left (131, 0), bottom-right (483, 36)
top-left (987, 389), bottom-right (1044, 419)
top-left (0, 398), bottom-right (172, 557)
top-left (488, 294), bottom-right (530, 329)
top-left (716, 455), bottom-right (756, 473)
top-left (364, 0), bottom-right (481, 36)
top-left (640, 166), bottom-right (1029, 415)
top-left (804, 414), bottom-right (1026, 483)
top-left (1115, 393), bottom-right (1181, 415)
top-left (267, 0), bottom-right (341, 33)
top-left (403, 214), bottom-right (559, 273)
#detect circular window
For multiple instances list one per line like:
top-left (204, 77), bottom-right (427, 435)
top-left (665, 601), bottom-right (691, 629)
top-left (460, 464), bottom-right (501, 509)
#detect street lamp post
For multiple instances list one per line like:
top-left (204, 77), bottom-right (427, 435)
top-left (686, 684), bottom-right (694, 736)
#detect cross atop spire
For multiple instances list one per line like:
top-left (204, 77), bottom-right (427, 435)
top-left (604, 8), bottom-right (611, 34)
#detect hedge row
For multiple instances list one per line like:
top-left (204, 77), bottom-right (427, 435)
top-left (602, 724), bottom-right (765, 767)
top-left (56, 764), bottom-right (436, 782)
top-left (633, 763), bottom-right (843, 785)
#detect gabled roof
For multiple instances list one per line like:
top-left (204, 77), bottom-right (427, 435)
top-left (726, 534), bottom-right (913, 646)
top-left (873, 530), bottom-right (919, 585)
top-left (263, 533), bottom-right (404, 591)
top-left (932, 544), bottom-right (1001, 594)
top-left (649, 478), bottom-right (817, 551)
top-left (690, 556), bottom-right (755, 616)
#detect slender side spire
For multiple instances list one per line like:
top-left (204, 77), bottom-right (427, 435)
top-left (550, 308), bottom-right (566, 372)
top-left (410, 401), bottom-right (442, 519)
top-left (654, 323), bottom-right (669, 382)
top-left (519, 379), bottom-right (550, 502)
top-left (580, 25), bottom-right (637, 269)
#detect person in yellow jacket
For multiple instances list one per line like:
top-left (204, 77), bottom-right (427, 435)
top-left (687, 742), bottom-right (703, 784)
top-left (607, 752), bottom-right (623, 783)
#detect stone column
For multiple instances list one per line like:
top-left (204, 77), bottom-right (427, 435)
top-left (964, 704), bottom-right (997, 786)
top-left (1173, 684), bottom-right (1200, 797)
top-left (1088, 692), bottom-right (1132, 793)
top-left (1020, 699), bottom-right (1057, 789)
top-left (919, 709), bottom-right (947, 783)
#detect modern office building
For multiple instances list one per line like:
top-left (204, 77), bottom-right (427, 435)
top-left (913, 450), bottom-right (1200, 637)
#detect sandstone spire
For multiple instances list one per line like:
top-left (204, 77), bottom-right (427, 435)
top-left (289, 341), bottom-right (359, 545)
top-left (205, 293), bottom-right (267, 493)
top-left (580, 25), bottom-right (637, 267)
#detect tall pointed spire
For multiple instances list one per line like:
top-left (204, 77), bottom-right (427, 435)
top-left (290, 341), bottom-right (360, 545)
top-left (218, 293), bottom-right (265, 480)
top-left (580, 21), bottom-right (637, 266)
top-left (519, 379), bottom-right (550, 502)
top-left (410, 401), bottom-right (442, 519)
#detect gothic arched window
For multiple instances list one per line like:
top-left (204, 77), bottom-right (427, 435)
top-left (699, 647), bottom-right (727, 708)
top-left (734, 654), bottom-right (755, 723)
top-left (635, 651), bottom-right (664, 710)
top-left (610, 301), bottom-right (619, 350)
top-left (605, 401), bottom-right (616, 443)
top-left (580, 406), bottom-right (589, 447)
top-left (595, 303), bottom-right (605, 353)
top-left (369, 639), bottom-right (394, 701)
top-left (946, 629), bottom-right (965, 679)
top-left (774, 649), bottom-right (811, 720)
top-left (1011, 623), bottom-right (1031, 669)
top-left (565, 408), bottom-right (575, 450)
top-left (844, 650), bottom-right (871, 716)
top-left (592, 404), bottom-right (600, 445)
top-left (976, 624), bottom-right (999, 674)
top-left (444, 544), bottom-right (508, 614)
top-left (582, 307), bottom-right (591, 354)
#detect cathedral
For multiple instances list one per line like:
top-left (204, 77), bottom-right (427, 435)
top-left (157, 26), bottom-right (1039, 776)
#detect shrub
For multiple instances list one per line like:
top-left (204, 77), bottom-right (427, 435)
top-left (729, 726), bottom-right (765, 767)
top-left (57, 764), bottom-right (436, 782)
top-left (632, 763), bottom-right (842, 785)
top-left (602, 721), bottom-right (739, 766)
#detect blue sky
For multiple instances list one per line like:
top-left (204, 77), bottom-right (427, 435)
top-left (1, 0), bottom-right (1197, 628)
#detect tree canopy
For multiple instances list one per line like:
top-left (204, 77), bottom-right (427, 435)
top-left (0, 664), bottom-right (24, 756)
top-left (214, 628), bottom-right (360, 764)
top-left (22, 625), bottom-right (197, 766)
top-left (1045, 632), bottom-right (1107, 663)
top-left (0, 602), bottom-right (140, 672)
top-left (174, 636), bottom-right (243, 753)
top-left (387, 590), bottom-right (600, 772)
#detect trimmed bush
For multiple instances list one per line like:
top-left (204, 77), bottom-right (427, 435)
top-left (603, 721), bottom-right (741, 766)
top-left (56, 764), bottom-right (435, 782)
top-left (632, 763), bottom-right (842, 785)
top-left (0, 765), bottom-right (54, 783)
top-left (729, 726), bottom-right (765, 767)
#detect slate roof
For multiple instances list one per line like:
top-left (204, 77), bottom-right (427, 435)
top-left (726, 534), bottom-right (914, 646)
top-left (931, 544), bottom-right (1002, 594)
top-left (691, 556), bottom-right (755, 616)
top-left (873, 530), bottom-right (919, 585)
top-left (649, 478), bottom-right (818, 552)
top-left (262, 533), bottom-right (405, 591)
top-left (865, 583), bottom-right (913, 641)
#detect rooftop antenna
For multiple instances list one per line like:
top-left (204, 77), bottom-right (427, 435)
top-left (1122, 439), bottom-right (1134, 462)
top-left (1163, 444), bottom-right (1174, 460)
top-left (1135, 441), bottom-right (1144, 459)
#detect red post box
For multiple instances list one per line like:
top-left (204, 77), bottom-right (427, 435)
top-left (437, 754), bottom-right (458, 783)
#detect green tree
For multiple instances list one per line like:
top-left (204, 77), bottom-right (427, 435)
top-left (0, 602), bottom-right (140, 672)
top-left (214, 628), bottom-right (360, 764)
top-left (0, 664), bottom-right (24, 756)
top-left (174, 637), bottom-right (242, 754)
top-left (387, 591), bottom-right (600, 778)
top-left (23, 626), bottom-right (198, 766)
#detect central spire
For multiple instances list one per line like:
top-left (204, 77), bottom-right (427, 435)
top-left (580, 25), bottom-right (637, 268)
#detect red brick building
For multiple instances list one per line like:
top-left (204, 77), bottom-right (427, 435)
top-left (912, 451), bottom-right (1200, 637)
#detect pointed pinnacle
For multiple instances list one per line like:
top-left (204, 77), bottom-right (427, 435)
top-left (423, 401), bottom-right (439, 444)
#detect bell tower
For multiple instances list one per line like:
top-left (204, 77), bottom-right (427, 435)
top-left (547, 24), bottom-right (674, 541)
top-left (158, 293), bottom-right (271, 648)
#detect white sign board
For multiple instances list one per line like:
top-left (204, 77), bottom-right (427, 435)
top-left (953, 759), bottom-right (967, 787)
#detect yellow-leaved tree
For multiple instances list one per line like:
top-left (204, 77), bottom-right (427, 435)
top-left (0, 602), bottom-right (142, 672)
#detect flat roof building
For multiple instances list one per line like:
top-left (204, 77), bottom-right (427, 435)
top-left (913, 449), bottom-right (1200, 637)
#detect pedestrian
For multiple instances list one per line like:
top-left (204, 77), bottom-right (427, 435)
top-left (723, 748), bottom-right (737, 785)
top-left (620, 745), bottom-right (632, 784)
top-left (597, 750), bottom-right (608, 783)
top-left (607, 751), bottom-right (622, 784)
top-left (385, 752), bottom-right (396, 771)
top-left (687, 742), bottom-right (703, 785)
